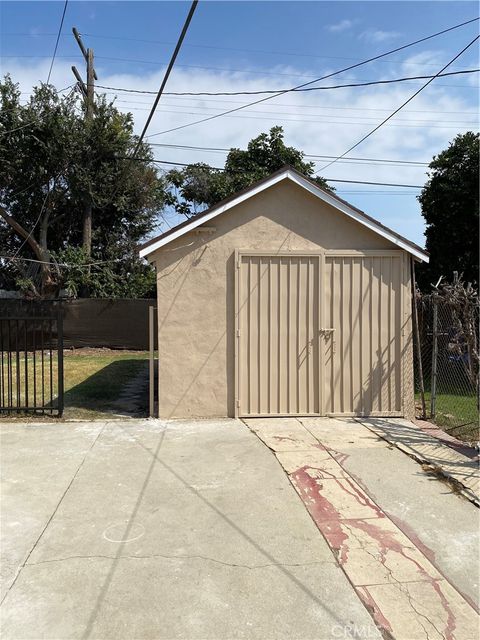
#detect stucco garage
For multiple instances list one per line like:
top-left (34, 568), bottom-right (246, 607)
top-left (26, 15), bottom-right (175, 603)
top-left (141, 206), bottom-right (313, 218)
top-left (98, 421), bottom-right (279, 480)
top-left (140, 166), bottom-right (428, 419)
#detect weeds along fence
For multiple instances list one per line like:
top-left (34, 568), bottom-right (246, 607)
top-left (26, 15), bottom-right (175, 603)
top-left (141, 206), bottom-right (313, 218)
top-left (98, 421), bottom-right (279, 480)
top-left (415, 291), bottom-right (479, 441)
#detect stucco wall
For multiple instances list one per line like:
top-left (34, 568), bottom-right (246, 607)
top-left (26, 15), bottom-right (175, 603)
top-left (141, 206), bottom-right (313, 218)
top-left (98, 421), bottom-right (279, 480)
top-left (151, 180), bottom-right (414, 418)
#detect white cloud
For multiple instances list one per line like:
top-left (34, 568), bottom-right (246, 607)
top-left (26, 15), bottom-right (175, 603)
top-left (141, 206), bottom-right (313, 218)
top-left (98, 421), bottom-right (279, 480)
top-left (4, 58), bottom-right (479, 246)
top-left (360, 29), bottom-right (402, 43)
top-left (327, 19), bottom-right (355, 33)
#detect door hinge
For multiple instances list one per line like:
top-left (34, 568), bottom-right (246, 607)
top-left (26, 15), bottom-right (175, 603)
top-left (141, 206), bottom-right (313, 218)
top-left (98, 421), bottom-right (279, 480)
top-left (236, 399), bottom-right (240, 408)
top-left (236, 329), bottom-right (240, 337)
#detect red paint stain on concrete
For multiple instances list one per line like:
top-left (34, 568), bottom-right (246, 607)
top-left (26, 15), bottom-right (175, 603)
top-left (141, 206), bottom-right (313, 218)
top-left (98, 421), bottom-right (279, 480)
top-left (357, 586), bottom-right (394, 637)
top-left (347, 518), bottom-right (457, 639)
top-left (387, 512), bottom-right (479, 615)
top-left (430, 580), bottom-right (457, 640)
top-left (324, 446), bottom-right (350, 465)
top-left (312, 442), bottom-right (330, 451)
top-left (386, 513), bottom-right (437, 565)
top-left (290, 464), bottom-right (459, 640)
top-left (335, 477), bottom-right (385, 518)
top-left (291, 466), bottom-right (350, 564)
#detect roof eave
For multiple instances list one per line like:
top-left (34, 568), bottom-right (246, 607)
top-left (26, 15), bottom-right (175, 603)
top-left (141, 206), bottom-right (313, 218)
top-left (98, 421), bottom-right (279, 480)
top-left (139, 168), bottom-right (428, 263)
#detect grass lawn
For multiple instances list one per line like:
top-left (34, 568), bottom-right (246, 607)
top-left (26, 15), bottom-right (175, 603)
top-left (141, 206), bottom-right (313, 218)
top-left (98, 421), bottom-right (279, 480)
top-left (415, 390), bottom-right (479, 444)
top-left (1, 349), bottom-right (151, 420)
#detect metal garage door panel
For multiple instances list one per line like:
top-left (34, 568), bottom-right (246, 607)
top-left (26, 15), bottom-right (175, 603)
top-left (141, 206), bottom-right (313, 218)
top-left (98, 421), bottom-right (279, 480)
top-left (324, 254), bottom-right (403, 416)
top-left (237, 254), bottom-right (321, 416)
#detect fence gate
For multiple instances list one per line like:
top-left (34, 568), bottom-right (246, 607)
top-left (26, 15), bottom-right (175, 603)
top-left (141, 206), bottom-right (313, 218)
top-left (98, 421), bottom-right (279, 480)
top-left (0, 307), bottom-right (64, 416)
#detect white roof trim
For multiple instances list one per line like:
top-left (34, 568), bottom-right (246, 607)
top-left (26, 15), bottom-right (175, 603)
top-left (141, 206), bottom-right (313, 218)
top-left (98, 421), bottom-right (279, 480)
top-left (140, 169), bottom-right (428, 262)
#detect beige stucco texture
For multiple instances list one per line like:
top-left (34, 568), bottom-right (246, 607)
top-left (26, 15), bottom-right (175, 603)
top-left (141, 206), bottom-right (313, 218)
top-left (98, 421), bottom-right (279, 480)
top-left (150, 180), bottom-right (414, 419)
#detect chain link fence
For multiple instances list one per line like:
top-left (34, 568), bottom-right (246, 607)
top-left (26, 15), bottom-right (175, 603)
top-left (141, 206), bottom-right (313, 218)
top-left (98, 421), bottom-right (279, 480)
top-left (414, 292), bottom-right (479, 444)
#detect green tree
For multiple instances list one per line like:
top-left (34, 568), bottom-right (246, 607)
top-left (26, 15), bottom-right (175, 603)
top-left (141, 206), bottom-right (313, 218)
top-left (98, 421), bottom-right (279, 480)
top-left (167, 126), bottom-right (333, 217)
top-left (0, 75), bottom-right (165, 297)
top-left (417, 132), bottom-right (479, 290)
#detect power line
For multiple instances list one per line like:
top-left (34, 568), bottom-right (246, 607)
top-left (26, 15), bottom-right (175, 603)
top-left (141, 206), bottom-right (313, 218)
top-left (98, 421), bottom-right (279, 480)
top-left (327, 178), bottom-right (422, 188)
top-left (133, 0), bottom-right (198, 154)
top-left (5, 54), bottom-right (478, 91)
top-left (133, 157), bottom-right (424, 187)
top-left (113, 105), bottom-right (479, 130)
top-left (106, 94), bottom-right (477, 116)
top-left (149, 142), bottom-right (431, 164)
top-left (3, 22), bottom-right (478, 69)
top-left (148, 71), bottom-right (478, 138)
top-left (110, 99), bottom-right (479, 127)
top-left (316, 34), bottom-right (480, 173)
top-left (94, 68), bottom-right (479, 99)
top-left (0, 255), bottom-right (121, 268)
top-left (145, 19), bottom-right (480, 138)
top-left (79, 25), bottom-right (480, 70)
top-left (59, 55), bottom-right (480, 84)
top-left (95, 56), bottom-right (348, 79)
top-left (335, 191), bottom-right (419, 195)
top-left (46, 0), bottom-right (69, 84)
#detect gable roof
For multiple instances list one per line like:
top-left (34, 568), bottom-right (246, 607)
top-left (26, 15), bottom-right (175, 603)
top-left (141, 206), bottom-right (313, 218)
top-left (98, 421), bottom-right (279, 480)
top-left (139, 166), bottom-right (429, 262)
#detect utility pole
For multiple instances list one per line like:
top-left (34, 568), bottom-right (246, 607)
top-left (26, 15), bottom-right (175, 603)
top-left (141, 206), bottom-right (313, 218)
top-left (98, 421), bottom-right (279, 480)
top-left (71, 27), bottom-right (97, 258)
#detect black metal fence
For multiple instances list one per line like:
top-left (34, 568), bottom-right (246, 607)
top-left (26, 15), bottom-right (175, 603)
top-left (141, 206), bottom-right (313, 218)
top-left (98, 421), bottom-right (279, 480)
top-left (0, 308), bottom-right (64, 416)
top-left (414, 293), bottom-right (479, 441)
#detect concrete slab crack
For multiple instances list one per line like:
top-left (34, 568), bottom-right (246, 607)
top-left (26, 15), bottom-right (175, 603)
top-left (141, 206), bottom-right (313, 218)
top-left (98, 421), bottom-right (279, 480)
top-left (24, 553), bottom-right (331, 571)
top-left (0, 423), bottom-right (107, 606)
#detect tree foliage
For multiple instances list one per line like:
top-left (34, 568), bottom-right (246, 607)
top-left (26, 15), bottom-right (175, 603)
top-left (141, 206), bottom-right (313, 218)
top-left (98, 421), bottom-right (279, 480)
top-left (166, 126), bottom-right (333, 217)
top-left (0, 75), bottom-right (165, 298)
top-left (417, 132), bottom-right (479, 290)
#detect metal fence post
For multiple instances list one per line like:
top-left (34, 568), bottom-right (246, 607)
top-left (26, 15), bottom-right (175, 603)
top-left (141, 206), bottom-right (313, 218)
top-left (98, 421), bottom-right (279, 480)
top-left (430, 295), bottom-right (438, 418)
top-left (149, 305), bottom-right (155, 418)
top-left (57, 305), bottom-right (64, 417)
top-left (411, 258), bottom-right (426, 419)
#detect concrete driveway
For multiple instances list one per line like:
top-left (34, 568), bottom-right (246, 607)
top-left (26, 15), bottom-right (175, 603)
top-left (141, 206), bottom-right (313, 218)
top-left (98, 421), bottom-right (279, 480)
top-left (246, 417), bottom-right (479, 640)
top-left (1, 418), bottom-right (478, 640)
top-left (1, 419), bottom-right (380, 640)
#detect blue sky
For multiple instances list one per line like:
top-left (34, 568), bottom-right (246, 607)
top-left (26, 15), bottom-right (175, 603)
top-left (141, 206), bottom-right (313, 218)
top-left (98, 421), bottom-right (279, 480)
top-left (1, 1), bottom-right (479, 245)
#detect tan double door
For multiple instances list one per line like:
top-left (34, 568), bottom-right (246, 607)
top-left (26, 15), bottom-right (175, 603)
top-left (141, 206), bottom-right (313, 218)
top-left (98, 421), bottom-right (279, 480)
top-left (235, 251), bottom-right (404, 418)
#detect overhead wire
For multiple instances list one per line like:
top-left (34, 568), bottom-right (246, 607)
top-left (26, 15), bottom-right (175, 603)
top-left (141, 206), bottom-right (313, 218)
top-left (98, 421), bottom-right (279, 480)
top-left (127, 157), bottom-right (424, 187)
top-left (105, 94), bottom-right (477, 116)
top-left (147, 143), bottom-right (431, 165)
top-left (3, 18), bottom-right (479, 68)
top-left (0, 255), bottom-right (122, 268)
top-left (93, 68), bottom-right (479, 99)
top-left (316, 34), bottom-right (480, 173)
top-left (46, 0), bottom-right (69, 84)
top-left (145, 18), bottom-right (480, 138)
top-left (3, 56), bottom-right (478, 85)
top-left (108, 100), bottom-right (479, 129)
top-left (132, 0), bottom-right (199, 156)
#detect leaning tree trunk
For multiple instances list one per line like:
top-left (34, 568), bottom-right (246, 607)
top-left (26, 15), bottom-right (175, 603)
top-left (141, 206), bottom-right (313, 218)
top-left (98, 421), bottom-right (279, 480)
top-left (0, 206), bottom-right (58, 297)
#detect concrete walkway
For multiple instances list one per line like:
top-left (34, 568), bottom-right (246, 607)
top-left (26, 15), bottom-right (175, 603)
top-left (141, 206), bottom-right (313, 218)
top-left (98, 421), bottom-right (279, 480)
top-left (245, 417), bottom-right (479, 640)
top-left (1, 419), bottom-right (380, 640)
top-left (355, 417), bottom-right (479, 506)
